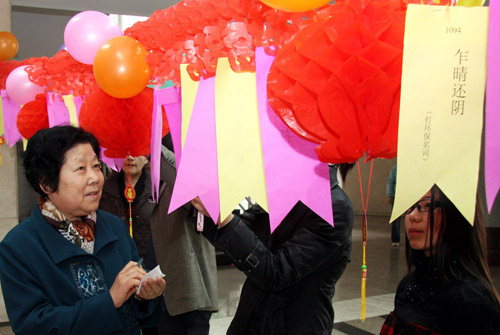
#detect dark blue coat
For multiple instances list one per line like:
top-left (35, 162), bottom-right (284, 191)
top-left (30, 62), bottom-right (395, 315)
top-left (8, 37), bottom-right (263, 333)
top-left (0, 206), bottom-right (164, 335)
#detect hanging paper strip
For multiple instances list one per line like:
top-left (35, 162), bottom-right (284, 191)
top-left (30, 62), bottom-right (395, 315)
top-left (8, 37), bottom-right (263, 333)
top-left (169, 77), bottom-right (220, 221)
top-left (101, 152), bottom-right (124, 172)
top-left (0, 90), bottom-right (22, 147)
top-left (150, 87), bottom-right (164, 202)
top-left (47, 93), bottom-right (70, 127)
top-left (157, 86), bottom-right (182, 166)
top-left (62, 95), bottom-right (81, 128)
top-left (215, 58), bottom-right (268, 220)
top-left (392, 5), bottom-right (488, 224)
top-left (255, 47), bottom-right (333, 232)
top-left (0, 94), bottom-right (5, 136)
top-left (180, 64), bottom-right (199, 149)
top-left (485, 0), bottom-right (500, 212)
top-left (152, 87), bottom-right (180, 202)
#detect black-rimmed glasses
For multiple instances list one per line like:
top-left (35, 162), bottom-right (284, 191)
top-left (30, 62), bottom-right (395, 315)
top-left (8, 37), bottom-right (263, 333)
top-left (404, 198), bottom-right (441, 215)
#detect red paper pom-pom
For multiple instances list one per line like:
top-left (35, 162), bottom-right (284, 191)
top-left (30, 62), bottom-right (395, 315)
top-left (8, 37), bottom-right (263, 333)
top-left (79, 87), bottom-right (170, 158)
top-left (16, 94), bottom-right (49, 139)
top-left (267, 0), bottom-right (450, 164)
top-left (125, 0), bottom-right (320, 85)
top-left (25, 50), bottom-right (95, 97)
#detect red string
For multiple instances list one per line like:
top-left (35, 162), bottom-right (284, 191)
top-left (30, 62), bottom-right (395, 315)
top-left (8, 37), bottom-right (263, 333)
top-left (357, 161), bottom-right (374, 213)
top-left (357, 160), bottom-right (374, 243)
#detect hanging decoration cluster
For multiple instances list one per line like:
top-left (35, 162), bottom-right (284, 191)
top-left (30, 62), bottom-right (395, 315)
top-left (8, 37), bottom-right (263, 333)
top-left (267, 0), bottom-right (455, 164)
top-left (16, 93), bottom-right (49, 139)
top-left (79, 87), bottom-right (170, 158)
top-left (124, 0), bottom-right (327, 85)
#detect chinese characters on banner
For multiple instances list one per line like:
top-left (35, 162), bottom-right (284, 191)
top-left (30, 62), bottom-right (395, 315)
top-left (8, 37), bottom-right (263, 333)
top-left (392, 4), bottom-right (488, 225)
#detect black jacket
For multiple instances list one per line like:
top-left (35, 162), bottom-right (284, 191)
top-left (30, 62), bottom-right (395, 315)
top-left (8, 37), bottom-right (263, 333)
top-left (202, 167), bottom-right (354, 335)
top-left (381, 252), bottom-right (500, 335)
top-left (100, 170), bottom-right (156, 268)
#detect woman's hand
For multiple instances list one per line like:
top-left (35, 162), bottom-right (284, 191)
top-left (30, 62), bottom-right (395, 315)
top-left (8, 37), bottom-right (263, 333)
top-left (109, 261), bottom-right (146, 308)
top-left (136, 277), bottom-right (166, 300)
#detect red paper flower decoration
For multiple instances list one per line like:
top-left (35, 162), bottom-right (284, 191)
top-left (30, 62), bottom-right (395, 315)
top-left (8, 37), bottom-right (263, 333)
top-left (79, 87), bottom-right (170, 158)
top-left (16, 94), bottom-right (49, 139)
top-left (267, 0), bottom-right (455, 164)
top-left (125, 0), bottom-right (323, 85)
top-left (25, 50), bottom-right (95, 98)
top-left (0, 57), bottom-right (40, 90)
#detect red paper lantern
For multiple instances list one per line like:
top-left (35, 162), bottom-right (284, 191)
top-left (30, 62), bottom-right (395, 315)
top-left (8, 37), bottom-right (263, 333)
top-left (16, 94), bottom-right (49, 139)
top-left (267, 0), bottom-right (455, 164)
top-left (78, 87), bottom-right (170, 158)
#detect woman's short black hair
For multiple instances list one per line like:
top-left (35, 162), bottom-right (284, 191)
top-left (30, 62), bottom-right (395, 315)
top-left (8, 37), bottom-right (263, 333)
top-left (23, 126), bottom-right (101, 197)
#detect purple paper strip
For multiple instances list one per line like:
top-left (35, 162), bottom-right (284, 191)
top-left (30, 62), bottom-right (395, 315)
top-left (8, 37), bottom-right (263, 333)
top-left (486, 0), bottom-right (500, 212)
top-left (150, 88), bottom-right (164, 203)
top-left (47, 93), bottom-right (70, 127)
top-left (255, 47), bottom-right (333, 232)
top-left (1, 90), bottom-right (22, 147)
top-left (100, 150), bottom-right (124, 172)
top-left (160, 87), bottom-right (183, 166)
top-left (100, 149), bottom-right (117, 171)
top-left (73, 96), bottom-right (83, 118)
top-left (169, 77), bottom-right (220, 221)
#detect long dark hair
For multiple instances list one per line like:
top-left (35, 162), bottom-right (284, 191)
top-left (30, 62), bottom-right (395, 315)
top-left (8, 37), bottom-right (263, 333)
top-left (406, 185), bottom-right (500, 313)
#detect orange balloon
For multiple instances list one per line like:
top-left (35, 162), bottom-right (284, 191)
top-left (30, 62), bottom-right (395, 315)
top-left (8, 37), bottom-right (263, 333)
top-left (0, 31), bottom-right (19, 61)
top-left (260, 0), bottom-right (330, 12)
top-left (93, 36), bottom-right (150, 99)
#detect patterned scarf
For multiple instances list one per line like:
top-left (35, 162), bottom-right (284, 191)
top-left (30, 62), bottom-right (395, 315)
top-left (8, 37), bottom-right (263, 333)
top-left (39, 197), bottom-right (96, 254)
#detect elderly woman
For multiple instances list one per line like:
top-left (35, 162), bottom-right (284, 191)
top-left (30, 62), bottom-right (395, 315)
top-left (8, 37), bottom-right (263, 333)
top-left (0, 126), bottom-right (166, 335)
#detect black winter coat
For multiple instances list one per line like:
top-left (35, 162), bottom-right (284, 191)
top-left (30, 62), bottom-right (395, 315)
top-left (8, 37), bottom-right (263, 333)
top-left (202, 167), bottom-right (354, 335)
top-left (381, 252), bottom-right (500, 335)
top-left (99, 170), bottom-right (155, 268)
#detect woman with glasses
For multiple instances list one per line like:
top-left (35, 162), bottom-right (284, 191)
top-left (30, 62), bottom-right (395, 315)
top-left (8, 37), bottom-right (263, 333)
top-left (380, 185), bottom-right (500, 334)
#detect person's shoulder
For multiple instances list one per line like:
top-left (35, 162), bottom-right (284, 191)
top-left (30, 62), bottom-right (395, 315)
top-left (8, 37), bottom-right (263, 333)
top-left (447, 280), bottom-right (496, 305)
top-left (101, 173), bottom-right (120, 194)
top-left (441, 280), bottom-right (500, 332)
top-left (2, 218), bottom-right (34, 241)
top-left (96, 209), bottom-right (124, 223)
top-left (96, 210), bottom-right (128, 234)
top-left (0, 217), bottom-right (39, 254)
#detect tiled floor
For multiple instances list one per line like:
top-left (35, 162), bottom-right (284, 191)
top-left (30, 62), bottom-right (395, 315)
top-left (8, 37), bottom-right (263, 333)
top-left (0, 215), bottom-right (498, 335)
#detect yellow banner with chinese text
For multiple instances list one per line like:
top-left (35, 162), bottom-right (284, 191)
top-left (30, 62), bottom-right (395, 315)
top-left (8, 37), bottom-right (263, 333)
top-left (180, 64), bottom-right (200, 149)
top-left (215, 58), bottom-right (268, 220)
top-left (392, 5), bottom-right (488, 224)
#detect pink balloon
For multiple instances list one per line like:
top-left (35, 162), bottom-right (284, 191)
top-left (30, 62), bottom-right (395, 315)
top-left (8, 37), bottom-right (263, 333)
top-left (64, 11), bottom-right (123, 65)
top-left (5, 65), bottom-right (44, 105)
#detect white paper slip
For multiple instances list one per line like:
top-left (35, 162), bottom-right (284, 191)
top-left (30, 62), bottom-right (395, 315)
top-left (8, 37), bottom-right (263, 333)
top-left (136, 265), bottom-right (165, 295)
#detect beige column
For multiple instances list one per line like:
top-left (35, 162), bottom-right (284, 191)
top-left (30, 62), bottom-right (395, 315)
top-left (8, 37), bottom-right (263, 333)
top-left (0, 0), bottom-right (17, 323)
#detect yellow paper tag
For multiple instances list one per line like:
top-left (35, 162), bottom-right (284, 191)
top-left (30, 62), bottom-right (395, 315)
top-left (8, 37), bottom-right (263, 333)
top-left (215, 58), bottom-right (268, 219)
top-left (63, 95), bottom-right (79, 127)
top-left (392, 5), bottom-right (488, 224)
top-left (180, 64), bottom-right (200, 149)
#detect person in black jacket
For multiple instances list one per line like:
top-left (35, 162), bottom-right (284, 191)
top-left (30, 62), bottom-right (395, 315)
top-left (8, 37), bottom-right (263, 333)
top-left (380, 185), bottom-right (500, 335)
top-left (192, 164), bottom-right (354, 335)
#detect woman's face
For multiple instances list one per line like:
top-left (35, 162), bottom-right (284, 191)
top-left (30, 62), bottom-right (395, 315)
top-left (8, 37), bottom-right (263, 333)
top-left (122, 155), bottom-right (148, 178)
top-left (44, 143), bottom-right (104, 221)
top-left (404, 189), bottom-right (442, 256)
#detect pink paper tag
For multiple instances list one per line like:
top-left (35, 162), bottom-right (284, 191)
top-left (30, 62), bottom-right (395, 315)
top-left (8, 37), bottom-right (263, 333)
top-left (255, 47), bottom-right (333, 231)
top-left (485, 0), bottom-right (500, 211)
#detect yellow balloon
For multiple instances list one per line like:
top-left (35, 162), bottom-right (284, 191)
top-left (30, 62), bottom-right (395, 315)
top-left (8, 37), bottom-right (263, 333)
top-left (456, 0), bottom-right (485, 6)
top-left (260, 0), bottom-right (330, 12)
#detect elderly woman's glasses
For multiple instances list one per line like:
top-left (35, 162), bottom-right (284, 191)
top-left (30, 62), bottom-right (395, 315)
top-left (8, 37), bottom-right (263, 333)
top-left (405, 198), bottom-right (441, 215)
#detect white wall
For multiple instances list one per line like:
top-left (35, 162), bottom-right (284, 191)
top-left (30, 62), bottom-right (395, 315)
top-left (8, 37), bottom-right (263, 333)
top-left (12, 0), bottom-right (178, 16)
